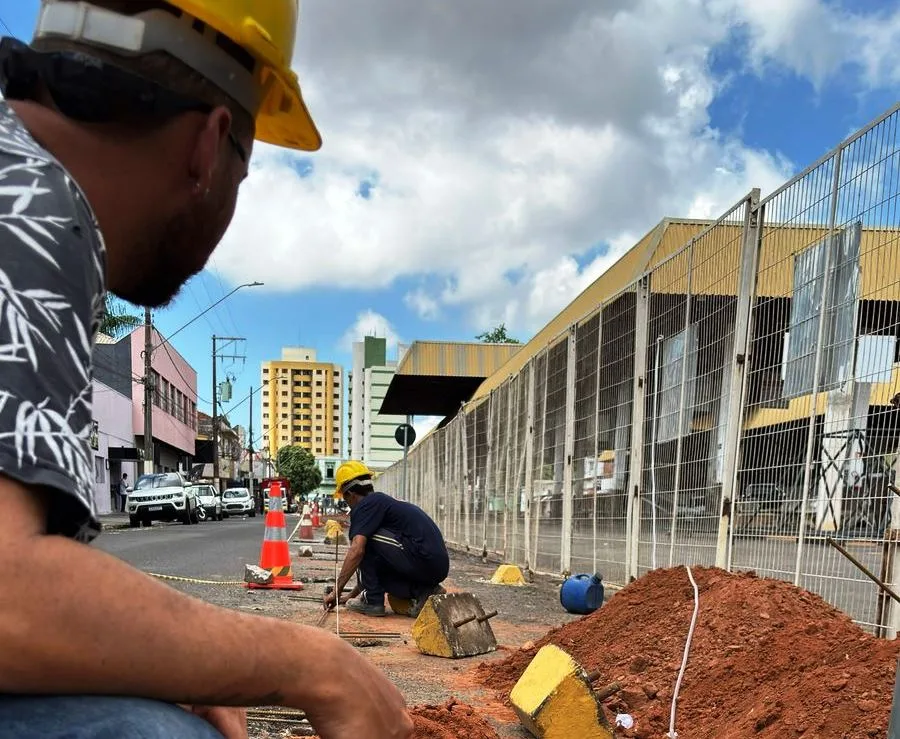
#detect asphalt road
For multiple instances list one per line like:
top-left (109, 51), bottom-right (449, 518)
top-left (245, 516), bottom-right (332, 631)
top-left (93, 516), bottom-right (285, 579)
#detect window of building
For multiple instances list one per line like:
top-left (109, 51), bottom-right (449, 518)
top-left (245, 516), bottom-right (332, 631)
top-left (281, 413), bottom-right (288, 419)
top-left (94, 457), bottom-right (105, 484)
top-left (282, 435), bottom-right (288, 442)
top-left (263, 413), bottom-right (269, 419)
top-left (262, 390), bottom-right (269, 397)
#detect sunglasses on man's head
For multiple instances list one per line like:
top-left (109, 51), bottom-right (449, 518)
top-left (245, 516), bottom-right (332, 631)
top-left (0, 37), bottom-right (247, 164)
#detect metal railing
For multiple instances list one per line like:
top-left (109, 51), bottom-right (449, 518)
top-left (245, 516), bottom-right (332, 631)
top-left (379, 103), bottom-right (900, 634)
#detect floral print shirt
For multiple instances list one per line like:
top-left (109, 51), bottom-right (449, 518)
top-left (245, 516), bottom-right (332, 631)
top-left (0, 102), bottom-right (106, 542)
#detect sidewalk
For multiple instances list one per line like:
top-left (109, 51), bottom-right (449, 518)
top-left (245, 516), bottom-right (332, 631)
top-left (98, 512), bottom-right (132, 531)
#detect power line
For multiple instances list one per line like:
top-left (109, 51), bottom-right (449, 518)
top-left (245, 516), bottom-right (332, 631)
top-left (0, 16), bottom-right (14, 36)
top-left (159, 339), bottom-right (212, 405)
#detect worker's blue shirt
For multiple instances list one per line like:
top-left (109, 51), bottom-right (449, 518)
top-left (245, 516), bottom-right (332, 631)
top-left (349, 492), bottom-right (449, 570)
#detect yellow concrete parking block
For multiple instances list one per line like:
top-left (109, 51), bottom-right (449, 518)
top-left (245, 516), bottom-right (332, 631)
top-left (510, 644), bottom-right (613, 739)
top-left (490, 564), bottom-right (526, 586)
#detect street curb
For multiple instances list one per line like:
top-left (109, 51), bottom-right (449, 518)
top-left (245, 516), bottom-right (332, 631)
top-left (101, 523), bottom-right (132, 531)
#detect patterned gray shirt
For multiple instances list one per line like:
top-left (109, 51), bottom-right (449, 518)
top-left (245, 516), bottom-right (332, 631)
top-left (0, 102), bottom-right (106, 542)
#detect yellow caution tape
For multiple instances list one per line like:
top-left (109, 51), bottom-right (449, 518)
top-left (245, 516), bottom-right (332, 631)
top-left (147, 572), bottom-right (245, 586)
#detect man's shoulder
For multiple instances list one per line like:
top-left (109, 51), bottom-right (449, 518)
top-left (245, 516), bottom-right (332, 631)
top-left (0, 102), bottom-right (55, 162)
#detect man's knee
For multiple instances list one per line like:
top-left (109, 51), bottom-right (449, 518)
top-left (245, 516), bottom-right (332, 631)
top-left (0, 696), bottom-right (225, 738)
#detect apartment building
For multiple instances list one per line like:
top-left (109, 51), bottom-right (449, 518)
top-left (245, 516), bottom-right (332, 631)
top-left (261, 347), bottom-right (342, 460)
top-left (348, 337), bottom-right (406, 471)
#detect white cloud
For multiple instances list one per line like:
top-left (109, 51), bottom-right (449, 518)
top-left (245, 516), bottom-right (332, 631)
top-left (404, 288), bottom-right (441, 321)
top-left (711, 0), bottom-right (900, 89)
top-left (214, 0), bottom-right (894, 336)
top-left (340, 310), bottom-right (401, 352)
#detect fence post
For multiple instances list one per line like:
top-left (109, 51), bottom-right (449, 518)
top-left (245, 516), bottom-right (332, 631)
top-left (717, 189), bottom-right (762, 569)
top-left (483, 393), bottom-right (494, 556)
top-left (561, 325), bottom-right (578, 574)
top-left (524, 363), bottom-right (536, 570)
top-left (626, 276), bottom-right (650, 582)
top-left (503, 380), bottom-right (514, 559)
top-left (591, 308), bottom-right (604, 574)
top-left (794, 150), bottom-right (843, 585)
top-left (461, 408), bottom-right (471, 550)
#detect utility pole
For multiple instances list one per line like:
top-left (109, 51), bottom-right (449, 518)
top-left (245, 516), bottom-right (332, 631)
top-left (248, 385), bottom-right (256, 511)
top-left (142, 309), bottom-right (154, 475)
top-left (212, 336), bottom-right (246, 493)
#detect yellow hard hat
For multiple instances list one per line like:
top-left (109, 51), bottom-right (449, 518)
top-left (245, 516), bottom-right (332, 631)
top-left (34, 0), bottom-right (321, 151)
top-left (334, 460), bottom-right (372, 501)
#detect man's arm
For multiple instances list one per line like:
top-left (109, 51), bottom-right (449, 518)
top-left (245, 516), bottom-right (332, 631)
top-left (332, 535), bottom-right (367, 602)
top-left (0, 478), bottom-right (412, 739)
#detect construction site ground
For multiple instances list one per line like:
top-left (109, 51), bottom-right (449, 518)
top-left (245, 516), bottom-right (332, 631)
top-left (98, 518), bottom-right (900, 738)
top-left (98, 519), bottom-right (575, 738)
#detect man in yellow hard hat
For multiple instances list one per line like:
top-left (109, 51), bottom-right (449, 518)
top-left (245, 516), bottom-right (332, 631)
top-left (324, 462), bottom-right (449, 618)
top-left (0, 2), bottom-right (412, 738)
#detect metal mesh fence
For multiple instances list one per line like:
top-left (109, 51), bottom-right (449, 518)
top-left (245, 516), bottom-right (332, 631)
top-left (378, 104), bottom-right (900, 631)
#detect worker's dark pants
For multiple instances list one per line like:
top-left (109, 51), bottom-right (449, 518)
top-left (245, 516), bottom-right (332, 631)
top-left (358, 528), bottom-right (448, 606)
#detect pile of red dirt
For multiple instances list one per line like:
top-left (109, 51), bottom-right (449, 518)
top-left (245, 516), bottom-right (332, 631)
top-left (310, 700), bottom-right (498, 739)
top-left (409, 700), bottom-right (499, 738)
top-left (474, 567), bottom-right (900, 738)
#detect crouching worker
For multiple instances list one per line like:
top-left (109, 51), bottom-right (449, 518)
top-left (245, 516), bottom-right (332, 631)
top-left (323, 462), bottom-right (449, 617)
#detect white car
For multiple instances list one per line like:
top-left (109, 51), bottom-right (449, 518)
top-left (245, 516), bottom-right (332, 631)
top-left (221, 487), bottom-right (255, 518)
top-left (194, 483), bottom-right (223, 522)
top-left (127, 472), bottom-right (200, 527)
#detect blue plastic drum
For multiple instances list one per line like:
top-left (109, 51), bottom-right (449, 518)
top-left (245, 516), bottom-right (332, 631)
top-left (560, 573), bottom-right (604, 615)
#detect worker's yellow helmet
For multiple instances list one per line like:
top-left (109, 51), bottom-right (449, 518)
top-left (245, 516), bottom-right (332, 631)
top-left (33, 0), bottom-right (321, 151)
top-left (333, 460), bottom-right (372, 501)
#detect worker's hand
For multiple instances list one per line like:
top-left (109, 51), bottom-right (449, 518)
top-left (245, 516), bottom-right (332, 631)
top-left (304, 641), bottom-right (413, 739)
top-left (323, 591), bottom-right (336, 611)
top-left (182, 706), bottom-right (248, 739)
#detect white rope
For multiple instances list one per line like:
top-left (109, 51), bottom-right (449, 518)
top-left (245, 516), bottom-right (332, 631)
top-left (667, 565), bottom-right (699, 739)
top-left (334, 537), bottom-right (340, 636)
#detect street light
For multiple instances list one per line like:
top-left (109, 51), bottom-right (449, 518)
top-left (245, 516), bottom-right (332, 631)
top-left (142, 281), bottom-right (264, 475)
top-left (152, 281), bottom-right (264, 355)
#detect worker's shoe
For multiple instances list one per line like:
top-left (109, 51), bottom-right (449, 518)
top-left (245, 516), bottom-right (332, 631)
top-left (408, 585), bottom-right (447, 619)
top-left (345, 594), bottom-right (386, 617)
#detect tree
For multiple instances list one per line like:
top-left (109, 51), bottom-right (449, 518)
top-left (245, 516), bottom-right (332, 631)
top-left (275, 445), bottom-right (322, 500)
top-left (100, 295), bottom-right (142, 338)
top-left (476, 323), bottom-right (521, 344)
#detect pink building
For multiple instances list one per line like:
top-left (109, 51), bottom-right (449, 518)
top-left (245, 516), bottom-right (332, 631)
top-left (94, 326), bottom-right (198, 474)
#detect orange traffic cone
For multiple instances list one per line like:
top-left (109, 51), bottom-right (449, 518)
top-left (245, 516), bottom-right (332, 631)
top-left (247, 481), bottom-right (303, 591)
top-left (299, 504), bottom-right (314, 540)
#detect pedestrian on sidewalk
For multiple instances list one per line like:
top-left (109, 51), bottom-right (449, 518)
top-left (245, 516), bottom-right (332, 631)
top-left (0, 3), bottom-right (412, 738)
top-left (118, 473), bottom-right (129, 513)
top-left (323, 461), bottom-right (450, 618)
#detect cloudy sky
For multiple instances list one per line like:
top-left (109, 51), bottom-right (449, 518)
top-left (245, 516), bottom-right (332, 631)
top-left (4, 0), bottom-right (900, 442)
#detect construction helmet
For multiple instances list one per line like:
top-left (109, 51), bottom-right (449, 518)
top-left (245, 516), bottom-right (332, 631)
top-left (334, 460), bottom-right (372, 501)
top-left (32, 0), bottom-right (321, 151)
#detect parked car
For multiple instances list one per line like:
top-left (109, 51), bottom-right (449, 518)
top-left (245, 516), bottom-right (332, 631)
top-left (221, 487), bottom-right (255, 518)
top-left (194, 484), bottom-right (223, 522)
top-left (127, 472), bottom-right (200, 527)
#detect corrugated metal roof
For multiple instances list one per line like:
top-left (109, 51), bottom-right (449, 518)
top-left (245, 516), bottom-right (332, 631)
top-left (396, 341), bottom-right (521, 378)
top-left (95, 333), bottom-right (117, 345)
top-left (470, 216), bottom-right (900, 405)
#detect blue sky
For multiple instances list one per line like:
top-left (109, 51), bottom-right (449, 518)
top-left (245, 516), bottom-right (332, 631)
top-left (5, 0), bottom-right (900, 443)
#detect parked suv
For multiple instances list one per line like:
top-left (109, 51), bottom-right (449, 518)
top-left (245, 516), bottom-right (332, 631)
top-left (221, 487), bottom-right (255, 518)
top-left (127, 472), bottom-right (200, 527)
top-left (195, 484), bottom-right (223, 522)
